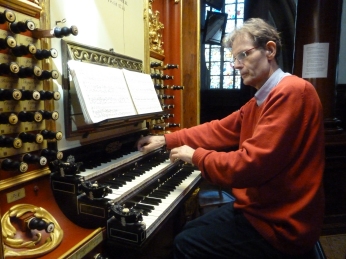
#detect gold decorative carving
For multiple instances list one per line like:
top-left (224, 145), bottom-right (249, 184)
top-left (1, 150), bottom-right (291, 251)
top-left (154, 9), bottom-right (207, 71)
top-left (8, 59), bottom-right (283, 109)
top-left (27, 0), bottom-right (39, 5)
top-left (0, 168), bottom-right (50, 192)
top-left (65, 41), bottom-right (143, 72)
top-left (1, 204), bottom-right (63, 258)
top-left (148, 0), bottom-right (164, 55)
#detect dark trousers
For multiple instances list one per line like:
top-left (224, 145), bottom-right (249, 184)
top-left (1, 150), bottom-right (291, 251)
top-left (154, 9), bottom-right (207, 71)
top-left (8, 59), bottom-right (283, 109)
top-left (173, 203), bottom-right (314, 259)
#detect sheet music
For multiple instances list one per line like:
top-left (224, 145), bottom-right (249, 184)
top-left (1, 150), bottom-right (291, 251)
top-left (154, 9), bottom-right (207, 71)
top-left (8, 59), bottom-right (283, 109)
top-left (68, 60), bottom-right (137, 123)
top-left (122, 69), bottom-right (163, 114)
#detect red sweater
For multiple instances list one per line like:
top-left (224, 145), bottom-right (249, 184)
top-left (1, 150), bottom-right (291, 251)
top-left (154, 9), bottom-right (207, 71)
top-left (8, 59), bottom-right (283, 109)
top-left (165, 75), bottom-right (325, 255)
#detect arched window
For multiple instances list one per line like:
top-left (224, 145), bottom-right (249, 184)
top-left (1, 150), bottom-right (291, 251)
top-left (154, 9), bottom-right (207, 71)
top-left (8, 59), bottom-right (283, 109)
top-left (204, 0), bottom-right (244, 89)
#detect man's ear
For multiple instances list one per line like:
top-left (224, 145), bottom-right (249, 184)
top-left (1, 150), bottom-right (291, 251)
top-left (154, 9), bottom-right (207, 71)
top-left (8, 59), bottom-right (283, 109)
top-left (266, 41), bottom-right (276, 59)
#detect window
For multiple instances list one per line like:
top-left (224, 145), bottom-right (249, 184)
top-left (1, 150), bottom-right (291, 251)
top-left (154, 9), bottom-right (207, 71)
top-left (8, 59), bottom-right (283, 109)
top-left (204, 0), bottom-right (244, 89)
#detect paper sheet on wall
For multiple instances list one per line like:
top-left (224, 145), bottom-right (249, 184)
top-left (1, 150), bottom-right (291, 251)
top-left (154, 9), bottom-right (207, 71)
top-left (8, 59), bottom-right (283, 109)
top-left (68, 60), bottom-right (137, 124)
top-left (302, 42), bottom-right (329, 78)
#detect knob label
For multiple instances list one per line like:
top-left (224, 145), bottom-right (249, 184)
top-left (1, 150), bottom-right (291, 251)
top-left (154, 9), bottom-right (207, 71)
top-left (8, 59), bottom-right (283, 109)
top-left (6, 187), bottom-right (25, 203)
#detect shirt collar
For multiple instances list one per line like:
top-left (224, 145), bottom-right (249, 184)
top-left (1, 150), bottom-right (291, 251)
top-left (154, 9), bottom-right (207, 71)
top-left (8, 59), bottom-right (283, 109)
top-left (255, 68), bottom-right (291, 106)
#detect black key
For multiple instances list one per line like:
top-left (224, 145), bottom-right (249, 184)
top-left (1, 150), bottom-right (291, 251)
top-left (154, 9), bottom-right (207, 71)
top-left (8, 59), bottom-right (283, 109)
top-left (142, 197), bottom-right (161, 205)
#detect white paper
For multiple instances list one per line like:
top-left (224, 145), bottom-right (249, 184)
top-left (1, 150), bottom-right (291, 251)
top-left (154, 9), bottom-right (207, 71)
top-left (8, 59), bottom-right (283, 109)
top-left (122, 69), bottom-right (163, 114)
top-left (302, 42), bottom-right (329, 79)
top-left (68, 60), bottom-right (137, 124)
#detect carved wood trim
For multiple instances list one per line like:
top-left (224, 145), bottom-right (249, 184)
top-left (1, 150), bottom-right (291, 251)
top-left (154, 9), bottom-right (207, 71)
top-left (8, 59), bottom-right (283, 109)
top-left (0, 0), bottom-right (41, 17)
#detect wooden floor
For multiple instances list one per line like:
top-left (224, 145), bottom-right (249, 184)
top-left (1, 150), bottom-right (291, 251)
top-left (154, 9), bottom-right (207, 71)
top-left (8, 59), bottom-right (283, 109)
top-left (320, 234), bottom-right (346, 259)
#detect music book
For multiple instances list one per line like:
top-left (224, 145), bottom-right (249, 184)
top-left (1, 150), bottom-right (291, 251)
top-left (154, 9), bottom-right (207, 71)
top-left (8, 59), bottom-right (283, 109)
top-left (68, 60), bottom-right (162, 124)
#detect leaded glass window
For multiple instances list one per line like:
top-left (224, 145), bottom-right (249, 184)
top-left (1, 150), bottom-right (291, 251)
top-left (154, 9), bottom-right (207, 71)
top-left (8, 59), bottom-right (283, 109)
top-left (204, 0), bottom-right (244, 89)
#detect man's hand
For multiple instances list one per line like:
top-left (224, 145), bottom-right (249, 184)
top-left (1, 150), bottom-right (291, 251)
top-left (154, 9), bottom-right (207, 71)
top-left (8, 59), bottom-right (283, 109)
top-left (169, 145), bottom-right (195, 164)
top-left (137, 135), bottom-right (166, 153)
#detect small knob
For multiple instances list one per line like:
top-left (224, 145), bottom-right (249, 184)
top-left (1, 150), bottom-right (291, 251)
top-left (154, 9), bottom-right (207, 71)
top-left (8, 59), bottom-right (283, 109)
top-left (0, 89), bottom-right (22, 101)
top-left (162, 104), bottom-right (175, 110)
top-left (53, 25), bottom-right (78, 38)
top-left (18, 132), bottom-right (44, 144)
top-left (164, 64), bottom-right (179, 69)
top-left (158, 94), bottom-right (174, 100)
top-left (0, 9), bottom-right (16, 24)
top-left (171, 85), bottom-right (184, 90)
top-left (11, 43), bottom-right (37, 57)
top-left (10, 20), bottom-right (36, 34)
top-left (18, 111), bottom-right (43, 122)
top-left (38, 110), bottom-right (59, 121)
top-left (22, 153), bottom-right (47, 166)
top-left (0, 135), bottom-right (22, 148)
top-left (18, 65), bottom-right (42, 78)
top-left (28, 217), bottom-right (55, 233)
top-left (39, 90), bottom-right (61, 100)
top-left (40, 129), bottom-right (63, 140)
top-left (41, 149), bottom-right (63, 161)
top-left (34, 48), bottom-right (58, 60)
top-left (36, 70), bottom-right (59, 80)
top-left (0, 36), bottom-right (17, 49)
top-left (154, 84), bottom-right (170, 89)
top-left (161, 113), bottom-right (174, 119)
top-left (150, 62), bottom-right (162, 68)
top-left (0, 113), bottom-right (18, 125)
top-left (20, 90), bottom-right (41, 100)
top-left (1, 158), bottom-right (28, 172)
top-left (0, 62), bottom-right (20, 75)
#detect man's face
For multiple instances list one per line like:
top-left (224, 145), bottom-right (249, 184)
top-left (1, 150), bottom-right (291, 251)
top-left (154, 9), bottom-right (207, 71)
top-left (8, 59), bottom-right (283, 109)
top-left (231, 35), bottom-right (272, 90)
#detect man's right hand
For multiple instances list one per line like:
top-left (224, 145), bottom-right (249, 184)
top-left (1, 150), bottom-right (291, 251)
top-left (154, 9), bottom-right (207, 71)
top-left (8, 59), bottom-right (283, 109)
top-left (137, 135), bottom-right (166, 153)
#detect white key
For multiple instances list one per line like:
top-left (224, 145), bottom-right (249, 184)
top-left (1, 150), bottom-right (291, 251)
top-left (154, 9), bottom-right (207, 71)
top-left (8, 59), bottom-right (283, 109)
top-left (78, 150), bottom-right (144, 180)
top-left (142, 170), bottom-right (201, 236)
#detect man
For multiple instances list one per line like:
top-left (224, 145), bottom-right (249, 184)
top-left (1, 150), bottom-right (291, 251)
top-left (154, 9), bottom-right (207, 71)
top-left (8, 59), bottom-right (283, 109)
top-left (137, 18), bottom-right (325, 258)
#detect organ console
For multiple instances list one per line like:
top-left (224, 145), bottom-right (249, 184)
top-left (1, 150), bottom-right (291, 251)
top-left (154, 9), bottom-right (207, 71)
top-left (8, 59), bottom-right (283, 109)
top-left (0, 1), bottom-right (197, 258)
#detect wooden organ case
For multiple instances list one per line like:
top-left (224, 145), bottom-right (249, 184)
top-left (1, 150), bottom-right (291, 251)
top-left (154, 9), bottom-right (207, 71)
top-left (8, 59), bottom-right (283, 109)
top-left (0, 1), bottom-right (99, 259)
top-left (0, 0), bottom-right (200, 259)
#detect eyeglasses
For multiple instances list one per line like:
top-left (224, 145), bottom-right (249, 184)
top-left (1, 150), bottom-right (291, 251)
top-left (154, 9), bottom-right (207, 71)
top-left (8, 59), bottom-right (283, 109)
top-left (231, 47), bottom-right (257, 65)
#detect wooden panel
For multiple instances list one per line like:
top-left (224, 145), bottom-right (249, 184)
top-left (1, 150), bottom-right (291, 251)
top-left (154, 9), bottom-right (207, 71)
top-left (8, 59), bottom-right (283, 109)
top-left (150, 0), bottom-right (200, 129)
top-left (181, 0), bottom-right (200, 128)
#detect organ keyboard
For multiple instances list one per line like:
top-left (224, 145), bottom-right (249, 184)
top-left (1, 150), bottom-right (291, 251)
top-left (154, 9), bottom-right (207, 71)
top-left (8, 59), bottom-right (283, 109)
top-left (50, 133), bottom-right (201, 249)
top-left (107, 165), bottom-right (201, 244)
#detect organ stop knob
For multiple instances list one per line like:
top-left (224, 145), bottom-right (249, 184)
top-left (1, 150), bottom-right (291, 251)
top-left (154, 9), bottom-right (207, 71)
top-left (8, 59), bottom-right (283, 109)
top-left (0, 158), bottom-right (28, 172)
top-left (27, 217), bottom-right (55, 233)
top-left (0, 9), bottom-right (16, 24)
top-left (0, 36), bottom-right (16, 49)
top-left (10, 20), bottom-right (36, 34)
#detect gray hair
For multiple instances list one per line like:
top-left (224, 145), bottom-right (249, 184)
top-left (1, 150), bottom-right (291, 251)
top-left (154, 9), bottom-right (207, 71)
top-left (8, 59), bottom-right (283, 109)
top-left (223, 18), bottom-right (282, 61)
